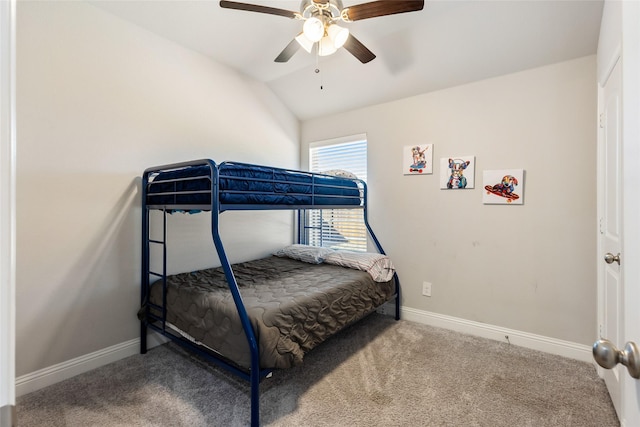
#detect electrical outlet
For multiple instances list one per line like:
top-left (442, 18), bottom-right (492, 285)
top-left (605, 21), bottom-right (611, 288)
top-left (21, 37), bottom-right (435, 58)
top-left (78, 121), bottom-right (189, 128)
top-left (422, 281), bottom-right (432, 297)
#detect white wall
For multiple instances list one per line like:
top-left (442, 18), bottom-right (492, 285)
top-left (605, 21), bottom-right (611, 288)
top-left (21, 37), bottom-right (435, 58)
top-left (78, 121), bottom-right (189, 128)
top-left (302, 56), bottom-right (597, 346)
top-left (16, 1), bottom-right (299, 376)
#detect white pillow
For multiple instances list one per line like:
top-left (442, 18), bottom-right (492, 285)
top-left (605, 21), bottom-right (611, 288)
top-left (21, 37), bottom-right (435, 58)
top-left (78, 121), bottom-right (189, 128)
top-left (274, 244), bottom-right (334, 264)
top-left (323, 251), bottom-right (395, 282)
top-left (322, 169), bottom-right (358, 180)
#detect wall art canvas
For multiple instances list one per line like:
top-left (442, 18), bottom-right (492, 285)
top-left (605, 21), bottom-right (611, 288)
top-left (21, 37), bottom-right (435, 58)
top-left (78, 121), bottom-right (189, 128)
top-left (439, 156), bottom-right (475, 189)
top-left (403, 144), bottom-right (433, 175)
top-left (483, 169), bottom-right (524, 204)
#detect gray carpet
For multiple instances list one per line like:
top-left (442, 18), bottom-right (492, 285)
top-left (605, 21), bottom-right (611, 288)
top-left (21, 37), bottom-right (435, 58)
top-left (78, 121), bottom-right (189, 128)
top-left (17, 314), bottom-right (619, 426)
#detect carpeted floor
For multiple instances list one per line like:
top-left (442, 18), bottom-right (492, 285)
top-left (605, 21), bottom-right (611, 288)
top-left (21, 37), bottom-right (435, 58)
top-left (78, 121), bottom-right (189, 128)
top-left (17, 314), bottom-right (619, 426)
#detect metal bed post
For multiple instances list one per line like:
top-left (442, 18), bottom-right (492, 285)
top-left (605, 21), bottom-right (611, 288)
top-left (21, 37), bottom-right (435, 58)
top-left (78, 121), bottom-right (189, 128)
top-left (161, 209), bottom-right (168, 328)
top-left (208, 161), bottom-right (262, 427)
top-left (141, 174), bottom-right (149, 354)
top-left (362, 181), bottom-right (401, 321)
top-left (297, 210), bottom-right (304, 244)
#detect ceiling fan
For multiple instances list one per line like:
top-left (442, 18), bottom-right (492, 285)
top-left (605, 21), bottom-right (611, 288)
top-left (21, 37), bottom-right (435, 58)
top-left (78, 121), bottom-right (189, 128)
top-left (219, 0), bottom-right (425, 64)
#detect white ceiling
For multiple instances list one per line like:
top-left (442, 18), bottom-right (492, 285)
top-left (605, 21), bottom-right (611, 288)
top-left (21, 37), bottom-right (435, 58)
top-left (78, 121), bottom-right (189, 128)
top-left (90, 0), bottom-right (604, 121)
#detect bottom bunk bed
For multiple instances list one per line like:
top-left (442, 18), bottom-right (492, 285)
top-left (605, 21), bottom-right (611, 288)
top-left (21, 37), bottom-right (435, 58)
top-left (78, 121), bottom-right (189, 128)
top-left (146, 253), bottom-right (396, 370)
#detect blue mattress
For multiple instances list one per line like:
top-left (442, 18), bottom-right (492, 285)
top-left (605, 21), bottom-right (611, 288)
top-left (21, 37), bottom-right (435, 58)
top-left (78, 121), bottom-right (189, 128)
top-left (146, 162), bottom-right (362, 207)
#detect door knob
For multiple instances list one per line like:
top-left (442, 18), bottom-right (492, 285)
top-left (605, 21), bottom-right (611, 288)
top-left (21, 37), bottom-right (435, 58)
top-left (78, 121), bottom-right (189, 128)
top-left (604, 252), bottom-right (621, 265)
top-left (593, 338), bottom-right (640, 379)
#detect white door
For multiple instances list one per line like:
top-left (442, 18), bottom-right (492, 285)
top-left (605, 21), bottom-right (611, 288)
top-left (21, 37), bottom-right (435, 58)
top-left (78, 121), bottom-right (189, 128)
top-left (619, 3), bottom-right (640, 425)
top-left (594, 2), bottom-right (640, 425)
top-left (597, 56), bottom-right (622, 416)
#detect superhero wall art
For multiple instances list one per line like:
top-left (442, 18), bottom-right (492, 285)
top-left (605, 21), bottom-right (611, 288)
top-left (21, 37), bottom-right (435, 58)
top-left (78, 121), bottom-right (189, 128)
top-left (403, 144), bottom-right (433, 175)
top-left (482, 169), bottom-right (525, 204)
top-left (439, 156), bottom-right (475, 189)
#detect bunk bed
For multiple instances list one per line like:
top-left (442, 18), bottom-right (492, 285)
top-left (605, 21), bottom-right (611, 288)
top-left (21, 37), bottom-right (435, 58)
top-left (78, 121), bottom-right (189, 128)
top-left (139, 159), bottom-right (400, 427)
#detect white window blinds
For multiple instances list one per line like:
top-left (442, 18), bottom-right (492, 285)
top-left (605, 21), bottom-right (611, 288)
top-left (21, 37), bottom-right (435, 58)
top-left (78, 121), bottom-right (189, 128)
top-left (310, 140), bottom-right (367, 180)
top-left (307, 138), bottom-right (367, 252)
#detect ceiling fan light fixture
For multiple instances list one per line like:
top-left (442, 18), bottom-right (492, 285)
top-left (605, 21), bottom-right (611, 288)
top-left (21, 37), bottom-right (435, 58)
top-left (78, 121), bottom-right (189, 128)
top-left (318, 36), bottom-right (337, 56)
top-left (303, 17), bottom-right (324, 42)
top-left (220, 0), bottom-right (425, 64)
top-left (327, 24), bottom-right (349, 49)
top-left (295, 33), bottom-right (314, 53)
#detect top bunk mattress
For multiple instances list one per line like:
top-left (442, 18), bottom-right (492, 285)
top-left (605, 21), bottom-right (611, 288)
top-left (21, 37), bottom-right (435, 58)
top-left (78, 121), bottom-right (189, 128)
top-left (145, 161), bottom-right (362, 209)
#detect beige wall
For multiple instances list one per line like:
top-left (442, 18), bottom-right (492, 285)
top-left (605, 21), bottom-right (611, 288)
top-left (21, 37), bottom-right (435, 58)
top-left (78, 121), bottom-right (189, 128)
top-left (15, 0), bottom-right (598, 379)
top-left (15, 1), bottom-right (299, 376)
top-left (302, 56), bottom-right (597, 346)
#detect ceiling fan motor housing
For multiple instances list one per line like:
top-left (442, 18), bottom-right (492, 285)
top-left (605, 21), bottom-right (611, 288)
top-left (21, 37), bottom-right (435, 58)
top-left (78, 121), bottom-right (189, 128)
top-left (301, 0), bottom-right (343, 21)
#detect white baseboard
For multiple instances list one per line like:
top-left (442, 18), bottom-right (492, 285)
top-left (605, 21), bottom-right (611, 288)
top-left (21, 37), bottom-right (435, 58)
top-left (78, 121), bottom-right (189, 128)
top-left (16, 332), bottom-right (168, 397)
top-left (389, 304), bottom-right (592, 363)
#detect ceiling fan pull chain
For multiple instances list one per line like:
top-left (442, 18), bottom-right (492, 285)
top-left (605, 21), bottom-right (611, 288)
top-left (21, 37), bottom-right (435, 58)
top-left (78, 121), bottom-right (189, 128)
top-left (314, 47), bottom-right (323, 90)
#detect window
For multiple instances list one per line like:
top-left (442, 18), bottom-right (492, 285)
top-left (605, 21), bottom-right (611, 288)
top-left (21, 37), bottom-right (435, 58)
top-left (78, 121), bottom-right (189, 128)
top-left (305, 135), bottom-right (367, 252)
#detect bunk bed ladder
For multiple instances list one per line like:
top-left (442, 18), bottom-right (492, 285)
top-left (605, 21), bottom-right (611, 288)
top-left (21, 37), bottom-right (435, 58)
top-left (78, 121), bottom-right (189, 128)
top-left (140, 203), bottom-right (170, 353)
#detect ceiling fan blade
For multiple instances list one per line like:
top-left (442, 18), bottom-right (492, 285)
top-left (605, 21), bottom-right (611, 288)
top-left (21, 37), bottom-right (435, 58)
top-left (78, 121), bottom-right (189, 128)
top-left (219, 1), bottom-right (298, 19)
top-left (343, 34), bottom-right (376, 64)
top-left (343, 0), bottom-right (424, 21)
top-left (275, 39), bottom-right (301, 62)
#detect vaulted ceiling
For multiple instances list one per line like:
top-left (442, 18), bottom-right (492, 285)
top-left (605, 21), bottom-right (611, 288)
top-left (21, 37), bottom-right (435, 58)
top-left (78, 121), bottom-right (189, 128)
top-left (91, 0), bottom-right (604, 120)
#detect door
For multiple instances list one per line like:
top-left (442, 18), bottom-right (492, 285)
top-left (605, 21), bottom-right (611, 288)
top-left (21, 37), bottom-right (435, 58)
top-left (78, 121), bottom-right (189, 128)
top-left (598, 57), bottom-right (622, 416)
top-left (619, 3), bottom-right (640, 424)
top-left (594, 2), bottom-right (640, 424)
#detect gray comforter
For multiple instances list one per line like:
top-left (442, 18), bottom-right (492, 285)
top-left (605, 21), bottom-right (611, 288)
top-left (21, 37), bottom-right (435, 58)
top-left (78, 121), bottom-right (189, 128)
top-left (149, 256), bottom-right (395, 369)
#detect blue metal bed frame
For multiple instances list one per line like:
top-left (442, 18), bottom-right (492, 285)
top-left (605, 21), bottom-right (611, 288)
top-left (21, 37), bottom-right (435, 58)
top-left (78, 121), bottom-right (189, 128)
top-left (139, 159), bottom-right (400, 427)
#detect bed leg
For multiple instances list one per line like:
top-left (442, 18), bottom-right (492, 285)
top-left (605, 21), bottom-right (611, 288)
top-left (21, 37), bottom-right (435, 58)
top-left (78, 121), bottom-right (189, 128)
top-left (140, 321), bottom-right (148, 354)
top-left (250, 370), bottom-right (260, 427)
top-left (395, 280), bottom-right (401, 321)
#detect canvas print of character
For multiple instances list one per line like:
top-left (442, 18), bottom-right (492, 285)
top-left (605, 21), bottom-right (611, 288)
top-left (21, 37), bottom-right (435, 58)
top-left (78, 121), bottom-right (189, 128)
top-left (447, 158), bottom-right (471, 188)
top-left (485, 175), bottom-right (520, 202)
top-left (409, 145), bottom-right (429, 173)
top-left (404, 144), bottom-right (433, 175)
